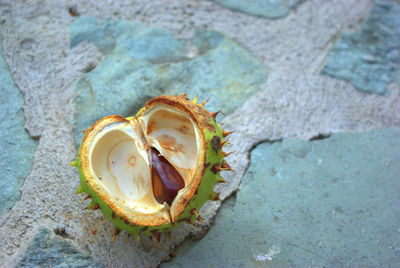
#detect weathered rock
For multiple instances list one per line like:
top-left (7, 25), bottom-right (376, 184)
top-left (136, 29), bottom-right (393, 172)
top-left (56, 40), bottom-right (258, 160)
top-left (163, 129), bottom-right (400, 267)
top-left (1, 1), bottom-right (399, 267)
top-left (70, 17), bottom-right (267, 145)
top-left (322, 0), bottom-right (400, 95)
top-left (0, 36), bottom-right (37, 215)
top-left (70, 17), bottom-right (187, 61)
top-left (18, 228), bottom-right (101, 268)
top-left (212, 0), bottom-right (304, 19)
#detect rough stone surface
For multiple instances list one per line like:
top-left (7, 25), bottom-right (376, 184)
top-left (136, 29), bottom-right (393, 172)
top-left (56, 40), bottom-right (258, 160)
top-left (164, 129), bottom-right (400, 267)
top-left (18, 228), bottom-right (101, 268)
top-left (212, 0), bottom-right (304, 19)
top-left (0, 36), bottom-right (37, 215)
top-left (70, 17), bottom-right (267, 144)
top-left (0, 0), bottom-right (399, 267)
top-left (322, 0), bottom-right (400, 95)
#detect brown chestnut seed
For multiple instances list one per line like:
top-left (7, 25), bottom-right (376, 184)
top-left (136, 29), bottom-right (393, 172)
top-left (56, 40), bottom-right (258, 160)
top-left (149, 147), bottom-right (185, 206)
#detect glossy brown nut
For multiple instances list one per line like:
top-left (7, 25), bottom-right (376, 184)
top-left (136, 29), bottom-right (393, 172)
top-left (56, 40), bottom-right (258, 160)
top-left (149, 147), bottom-right (185, 206)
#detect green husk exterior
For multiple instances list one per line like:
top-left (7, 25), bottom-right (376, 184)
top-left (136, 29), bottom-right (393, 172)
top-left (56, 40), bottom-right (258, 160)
top-left (71, 117), bottom-right (226, 239)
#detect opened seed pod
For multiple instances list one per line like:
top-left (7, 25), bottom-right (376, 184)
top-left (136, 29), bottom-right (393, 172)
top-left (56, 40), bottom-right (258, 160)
top-left (71, 94), bottom-right (233, 241)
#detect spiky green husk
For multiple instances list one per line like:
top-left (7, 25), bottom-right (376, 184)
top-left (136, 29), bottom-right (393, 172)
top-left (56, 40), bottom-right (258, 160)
top-left (71, 117), bottom-right (226, 240)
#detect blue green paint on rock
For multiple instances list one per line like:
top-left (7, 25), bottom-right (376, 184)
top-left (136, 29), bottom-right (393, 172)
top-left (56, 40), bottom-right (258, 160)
top-left (163, 129), bottom-right (400, 267)
top-left (0, 36), bottom-right (37, 215)
top-left (212, 0), bottom-right (304, 19)
top-left (322, 0), bottom-right (400, 95)
top-left (18, 228), bottom-right (101, 268)
top-left (70, 17), bottom-right (266, 145)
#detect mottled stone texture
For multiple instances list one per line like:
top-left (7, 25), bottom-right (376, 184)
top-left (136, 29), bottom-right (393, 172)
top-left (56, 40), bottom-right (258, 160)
top-left (164, 129), bottom-right (400, 267)
top-left (70, 17), bottom-right (266, 145)
top-left (18, 228), bottom-right (101, 268)
top-left (322, 0), bottom-right (400, 95)
top-left (212, 0), bottom-right (304, 19)
top-left (0, 36), bottom-right (37, 215)
top-left (1, 1), bottom-right (400, 267)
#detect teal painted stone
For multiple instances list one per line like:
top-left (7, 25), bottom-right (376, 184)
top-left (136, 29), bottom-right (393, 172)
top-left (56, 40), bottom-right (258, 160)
top-left (163, 129), bottom-right (400, 267)
top-left (212, 0), bottom-right (304, 19)
top-left (70, 17), bottom-right (187, 62)
top-left (70, 17), bottom-right (266, 145)
top-left (18, 228), bottom-right (100, 268)
top-left (0, 36), bottom-right (37, 215)
top-left (322, 0), bottom-right (400, 95)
